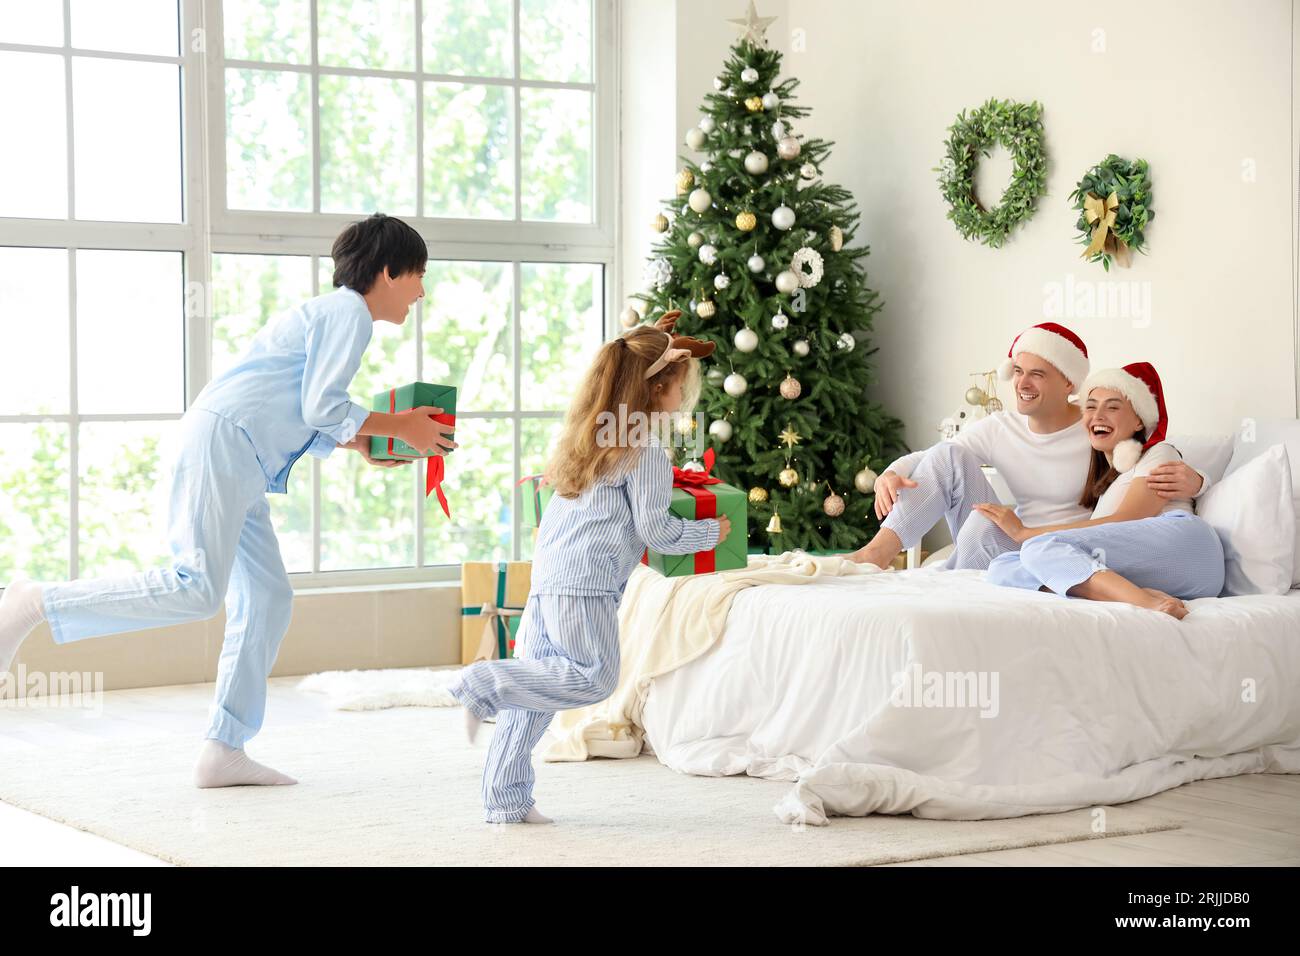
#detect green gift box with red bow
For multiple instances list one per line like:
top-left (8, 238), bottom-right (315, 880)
top-left (642, 447), bottom-right (748, 577)
top-left (370, 382), bottom-right (456, 517)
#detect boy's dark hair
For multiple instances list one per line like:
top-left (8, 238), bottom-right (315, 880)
top-left (330, 213), bottom-right (428, 294)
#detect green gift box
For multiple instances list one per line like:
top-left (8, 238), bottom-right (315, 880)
top-left (519, 474), bottom-right (556, 528)
top-left (643, 450), bottom-right (748, 576)
top-left (370, 382), bottom-right (456, 459)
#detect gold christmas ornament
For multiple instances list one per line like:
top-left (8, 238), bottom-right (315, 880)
top-left (745, 96), bottom-right (765, 112)
top-left (854, 467), bottom-right (878, 494)
top-left (766, 512), bottom-right (783, 534)
top-left (779, 466), bottom-right (799, 487)
top-left (696, 299), bottom-right (717, 319)
top-left (676, 168), bottom-right (695, 195)
top-left (779, 374), bottom-right (802, 400)
top-left (735, 210), bottom-right (757, 231)
top-left (651, 212), bottom-right (668, 233)
top-left (829, 224), bottom-right (844, 251)
top-left (779, 425), bottom-right (802, 448)
top-left (965, 386), bottom-right (988, 406)
top-left (748, 486), bottom-right (769, 504)
top-left (823, 493), bottom-right (846, 517)
top-left (986, 397), bottom-right (1004, 412)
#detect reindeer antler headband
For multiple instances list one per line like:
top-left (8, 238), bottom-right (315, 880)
top-left (641, 310), bottom-right (715, 379)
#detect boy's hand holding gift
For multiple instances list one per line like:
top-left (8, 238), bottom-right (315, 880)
top-left (365, 383), bottom-right (459, 516)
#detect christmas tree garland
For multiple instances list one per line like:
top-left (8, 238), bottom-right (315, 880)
top-left (935, 98), bottom-right (1047, 248)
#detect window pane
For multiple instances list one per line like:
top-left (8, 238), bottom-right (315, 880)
top-left (70, 0), bottom-right (179, 56)
top-left (519, 87), bottom-right (591, 222)
top-left (518, 415), bottom-right (561, 560)
top-left (422, 261), bottom-right (511, 412)
top-left (78, 421), bottom-right (176, 577)
top-left (210, 253), bottom-right (313, 378)
top-left (272, 468), bottom-right (313, 574)
top-left (519, 262), bottom-right (601, 410)
top-left (520, 0), bottom-right (591, 83)
top-left (319, 74), bottom-right (416, 215)
top-left (0, 423), bottom-right (70, 582)
top-left (424, 416), bottom-right (510, 565)
top-left (320, 457), bottom-right (415, 571)
top-left (0, 247), bottom-right (69, 414)
top-left (0, 0), bottom-right (64, 46)
top-left (76, 249), bottom-right (184, 414)
top-left (317, 0), bottom-right (414, 72)
top-left (423, 82), bottom-right (513, 219)
top-left (73, 58), bottom-right (181, 222)
top-left (0, 53), bottom-right (67, 219)
top-left (223, 0), bottom-right (310, 64)
top-left (225, 68), bottom-right (311, 212)
top-left (423, 0), bottom-right (512, 78)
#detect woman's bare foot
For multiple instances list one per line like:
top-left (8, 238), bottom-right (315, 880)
top-left (1138, 587), bottom-right (1188, 620)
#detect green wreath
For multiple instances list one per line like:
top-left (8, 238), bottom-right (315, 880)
top-left (935, 99), bottom-right (1047, 248)
top-left (1068, 154), bottom-right (1153, 271)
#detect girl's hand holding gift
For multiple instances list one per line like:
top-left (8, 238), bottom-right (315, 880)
top-left (715, 514), bottom-right (732, 545)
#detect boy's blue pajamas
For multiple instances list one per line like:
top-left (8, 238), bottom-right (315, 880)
top-left (985, 510), bottom-right (1225, 600)
top-left (40, 287), bottom-right (375, 748)
top-left (449, 436), bottom-right (721, 823)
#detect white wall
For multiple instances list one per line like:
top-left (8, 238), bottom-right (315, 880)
top-left (624, 0), bottom-right (1297, 447)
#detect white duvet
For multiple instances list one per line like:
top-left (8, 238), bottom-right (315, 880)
top-left (639, 568), bottom-right (1300, 824)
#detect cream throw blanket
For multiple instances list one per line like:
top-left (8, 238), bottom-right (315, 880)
top-left (543, 551), bottom-right (884, 762)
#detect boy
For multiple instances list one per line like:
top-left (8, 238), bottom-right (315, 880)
top-left (0, 214), bottom-right (455, 787)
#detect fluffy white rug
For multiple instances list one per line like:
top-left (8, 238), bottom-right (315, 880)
top-left (297, 667), bottom-right (462, 710)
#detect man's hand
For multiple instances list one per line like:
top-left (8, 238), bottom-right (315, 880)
top-left (715, 514), bottom-right (732, 544)
top-left (874, 470), bottom-right (919, 520)
top-left (1145, 461), bottom-right (1203, 499)
top-left (397, 405), bottom-right (458, 456)
top-left (971, 502), bottom-right (1028, 543)
top-left (343, 435), bottom-right (410, 468)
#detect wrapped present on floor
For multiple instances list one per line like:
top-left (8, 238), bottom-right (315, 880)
top-left (643, 447), bottom-right (748, 576)
top-left (371, 382), bottom-right (456, 517)
top-left (460, 560), bottom-right (531, 664)
top-left (518, 473), bottom-right (555, 529)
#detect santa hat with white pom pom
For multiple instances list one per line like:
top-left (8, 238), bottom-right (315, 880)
top-left (997, 322), bottom-right (1091, 391)
top-left (1079, 362), bottom-right (1169, 473)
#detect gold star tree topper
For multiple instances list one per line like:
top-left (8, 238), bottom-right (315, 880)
top-left (728, 1), bottom-right (777, 48)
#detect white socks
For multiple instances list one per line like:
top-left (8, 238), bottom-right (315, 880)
top-left (193, 739), bottom-right (297, 789)
top-left (0, 580), bottom-right (46, 675)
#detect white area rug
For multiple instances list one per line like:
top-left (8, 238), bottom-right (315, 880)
top-left (0, 703), bottom-right (1182, 866)
top-left (298, 667), bottom-right (461, 710)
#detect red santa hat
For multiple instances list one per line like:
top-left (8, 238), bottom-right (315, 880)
top-left (1079, 362), bottom-right (1168, 473)
top-left (997, 322), bottom-right (1091, 391)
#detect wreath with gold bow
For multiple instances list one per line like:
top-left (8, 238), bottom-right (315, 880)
top-left (1068, 155), bottom-right (1153, 271)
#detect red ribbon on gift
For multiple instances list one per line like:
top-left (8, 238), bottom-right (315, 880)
top-left (389, 388), bottom-right (454, 518)
top-left (642, 448), bottom-right (720, 573)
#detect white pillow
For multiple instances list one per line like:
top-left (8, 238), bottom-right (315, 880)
top-left (1165, 432), bottom-right (1234, 484)
top-left (1197, 444), bottom-right (1295, 596)
top-left (1223, 419), bottom-right (1300, 586)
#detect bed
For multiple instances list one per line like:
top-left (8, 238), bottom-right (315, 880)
top-left (640, 568), bottom-right (1300, 824)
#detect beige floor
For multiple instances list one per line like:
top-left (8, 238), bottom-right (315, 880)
top-left (1, 676), bottom-right (1297, 867)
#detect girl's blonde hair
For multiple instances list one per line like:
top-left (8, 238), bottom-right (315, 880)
top-left (545, 325), bottom-right (702, 497)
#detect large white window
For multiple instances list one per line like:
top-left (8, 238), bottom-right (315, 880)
top-left (0, 0), bottom-right (616, 588)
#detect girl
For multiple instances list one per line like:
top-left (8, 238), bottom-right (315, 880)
top-left (977, 362), bottom-right (1224, 619)
top-left (447, 311), bottom-right (731, 824)
top-left (0, 214), bottom-right (455, 787)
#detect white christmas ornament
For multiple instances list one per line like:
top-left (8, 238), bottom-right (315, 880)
top-left (723, 372), bottom-right (749, 397)
top-left (747, 254), bottom-right (765, 273)
top-left (708, 419), bottom-right (733, 442)
top-left (790, 246), bottom-right (824, 288)
top-left (741, 67), bottom-right (759, 83)
top-left (685, 127), bottom-right (706, 150)
top-left (743, 150), bottom-right (769, 175)
top-left (643, 257), bottom-right (672, 291)
top-left (837, 332), bottom-right (857, 352)
top-left (713, 76), bottom-right (725, 91)
top-left (688, 188), bottom-right (712, 213)
top-left (774, 270), bottom-right (800, 294)
top-left (700, 161), bottom-right (713, 172)
top-left (620, 306), bottom-right (641, 329)
top-left (698, 243), bottom-right (718, 265)
top-left (793, 338), bottom-right (810, 356)
top-left (771, 311), bottom-right (790, 330)
top-left (698, 116), bottom-right (715, 133)
top-left (734, 327), bottom-right (758, 352)
top-left (777, 136), bottom-right (801, 160)
top-left (771, 120), bottom-right (789, 140)
top-left (771, 205), bottom-right (796, 230)
top-left (687, 231), bottom-right (704, 248)
top-left (762, 91), bottom-right (780, 110)
top-left (800, 162), bottom-right (817, 180)
top-left (714, 274), bottom-right (731, 290)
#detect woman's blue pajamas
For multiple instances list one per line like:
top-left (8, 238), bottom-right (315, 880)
top-left (40, 287), bottom-right (375, 748)
top-left (986, 511), bottom-right (1225, 599)
top-left (449, 436), bottom-right (720, 823)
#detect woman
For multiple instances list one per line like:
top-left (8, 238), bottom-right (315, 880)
top-left (976, 362), bottom-right (1224, 619)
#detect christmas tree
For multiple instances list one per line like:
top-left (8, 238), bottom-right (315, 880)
top-left (630, 4), bottom-right (906, 553)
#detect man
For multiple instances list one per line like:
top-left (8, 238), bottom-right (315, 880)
top-left (848, 322), bottom-right (1207, 570)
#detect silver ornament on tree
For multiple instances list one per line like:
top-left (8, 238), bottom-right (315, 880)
top-left (685, 127), bottom-right (706, 150)
top-left (774, 269), bottom-right (800, 294)
top-left (761, 91), bottom-right (780, 110)
top-left (747, 253), bottom-right (765, 273)
top-left (836, 332), bottom-right (857, 352)
top-left (741, 66), bottom-right (759, 83)
top-left (743, 150), bottom-right (769, 175)
top-left (713, 76), bottom-right (726, 91)
top-left (706, 366), bottom-right (726, 386)
top-left (734, 327), bottom-right (758, 352)
top-left (708, 419), bottom-right (733, 443)
top-left (688, 188), bottom-right (712, 213)
top-left (620, 305), bottom-right (641, 329)
top-left (854, 467), bottom-right (878, 494)
top-left (771, 311), bottom-right (789, 330)
top-left (792, 338), bottom-right (810, 356)
top-left (723, 372), bottom-right (748, 397)
top-left (771, 205), bottom-right (796, 230)
top-left (776, 136), bottom-right (801, 160)
top-left (800, 162), bottom-right (817, 180)
top-left (687, 231), bottom-right (704, 248)
top-left (698, 115), bottom-right (715, 133)
top-left (714, 273), bottom-right (731, 290)
top-left (771, 119), bottom-right (789, 140)
top-left (698, 243), bottom-right (718, 265)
